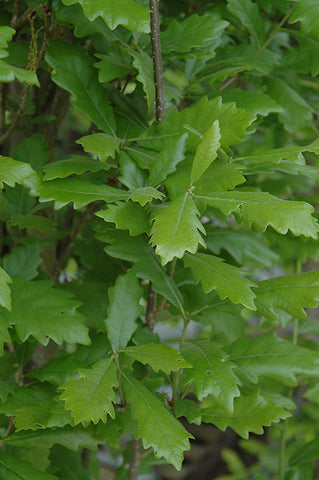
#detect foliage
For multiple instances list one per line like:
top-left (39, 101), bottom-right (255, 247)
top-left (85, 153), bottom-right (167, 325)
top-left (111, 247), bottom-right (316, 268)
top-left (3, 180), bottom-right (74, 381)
top-left (0, 0), bottom-right (319, 479)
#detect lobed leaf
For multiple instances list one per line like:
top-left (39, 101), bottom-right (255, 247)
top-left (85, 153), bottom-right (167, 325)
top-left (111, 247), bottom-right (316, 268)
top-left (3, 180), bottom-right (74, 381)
top-left (0, 157), bottom-right (35, 189)
top-left (149, 134), bottom-right (188, 187)
top-left (184, 252), bottom-right (256, 310)
top-left (59, 357), bottom-right (118, 424)
top-left (131, 49), bottom-right (154, 111)
top-left (122, 344), bottom-right (191, 374)
top-left (77, 133), bottom-right (120, 161)
top-left (289, 0), bottom-right (319, 41)
top-left (150, 193), bottom-right (206, 265)
top-left (0, 266), bottom-right (12, 311)
top-left (43, 155), bottom-right (111, 180)
top-left (227, 331), bottom-right (319, 386)
top-left (190, 120), bottom-right (221, 185)
top-left (96, 202), bottom-right (150, 236)
top-left (181, 340), bottom-right (241, 414)
top-left (105, 269), bottom-right (143, 350)
top-left (0, 278), bottom-right (90, 346)
top-left (194, 191), bottom-right (319, 238)
top-left (122, 374), bottom-right (192, 470)
top-left (129, 186), bottom-right (164, 206)
top-left (0, 454), bottom-right (58, 480)
top-left (227, 0), bottom-right (266, 47)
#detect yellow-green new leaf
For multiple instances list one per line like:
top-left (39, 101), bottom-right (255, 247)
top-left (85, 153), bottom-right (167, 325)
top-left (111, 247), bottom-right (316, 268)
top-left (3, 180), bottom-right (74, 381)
top-left (150, 193), bottom-right (206, 265)
top-left (190, 120), bottom-right (221, 185)
top-left (122, 344), bottom-right (191, 374)
top-left (184, 252), bottom-right (256, 310)
top-left (59, 357), bottom-right (118, 424)
top-left (194, 191), bottom-right (319, 238)
top-left (122, 374), bottom-right (192, 470)
top-left (77, 134), bottom-right (120, 161)
top-left (181, 341), bottom-right (241, 414)
top-left (0, 267), bottom-right (12, 311)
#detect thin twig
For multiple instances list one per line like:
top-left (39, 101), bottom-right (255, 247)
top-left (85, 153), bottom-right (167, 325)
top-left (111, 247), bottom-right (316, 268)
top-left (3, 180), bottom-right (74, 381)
top-left (149, 0), bottom-right (165, 123)
top-left (0, 418), bottom-right (15, 450)
top-left (10, 0), bottom-right (21, 28)
top-left (128, 439), bottom-right (142, 480)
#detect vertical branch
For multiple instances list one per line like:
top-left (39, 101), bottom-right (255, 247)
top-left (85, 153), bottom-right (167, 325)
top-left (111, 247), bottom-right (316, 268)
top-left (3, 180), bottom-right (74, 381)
top-left (128, 3), bottom-right (165, 479)
top-left (149, 0), bottom-right (165, 123)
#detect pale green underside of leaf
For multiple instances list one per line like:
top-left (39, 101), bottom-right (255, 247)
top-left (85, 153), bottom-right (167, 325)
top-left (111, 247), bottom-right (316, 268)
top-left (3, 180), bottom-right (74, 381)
top-left (0, 278), bottom-right (90, 346)
top-left (43, 155), bottom-right (111, 180)
top-left (227, 331), bottom-right (319, 386)
top-left (0, 266), bottom-right (12, 311)
top-left (0, 454), bottom-right (58, 480)
top-left (59, 357), bottom-right (118, 424)
top-left (106, 269), bottom-right (143, 350)
top-left (255, 270), bottom-right (319, 321)
top-left (0, 157), bottom-right (35, 189)
top-left (62, 0), bottom-right (150, 33)
top-left (194, 191), bottom-right (319, 238)
top-left (184, 252), bottom-right (256, 310)
top-left (181, 341), bottom-right (241, 414)
top-left (122, 344), bottom-right (191, 374)
top-left (25, 175), bottom-right (129, 209)
top-left (122, 374), bottom-right (192, 470)
top-left (77, 133), bottom-right (120, 161)
top-left (46, 41), bottom-right (116, 136)
top-left (149, 134), bottom-right (188, 187)
top-left (104, 231), bottom-right (184, 311)
top-left (150, 193), bottom-right (206, 265)
top-left (96, 202), bottom-right (149, 236)
top-left (190, 120), bottom-right (221, 185)
top-left (201, 389), bottom-right (291, 439)
top-left (129, 186), bottom-right (164, 206)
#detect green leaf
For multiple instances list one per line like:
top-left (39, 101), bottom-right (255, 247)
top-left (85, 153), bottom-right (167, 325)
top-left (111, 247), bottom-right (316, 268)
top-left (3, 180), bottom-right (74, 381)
top-left (46, 41), bottom-right (116, 135)
top-left (12, 133), bottom-right (49, 173)
top-left (220, 89), bottom-right (283, 116)
top-left (59, 357), bottom-right (118, 424)
top-left (237, 138), bottom-right (319, 163)
top-left (184, 252), bottom-right (256, 310)
top-left (96, 202), bottom-right (149, 236)
top-left (289, 30), bottom-right (319, 76)
top-left (161, 14), bottom-right (229, 54)
top-left (0, 454), bottom-right (58, 480)
top-left (0, 278), bottom-right (90, 346)
top-left (0, 26), bottom-right (15, 57)
top-left (25, 175), bottom-right (129, 209)
top-left (255, 271), bottom-right (319, 321)
top-left (104, 231), bottom-right (184, 310)
top-left (290, 0), bottom-right (319, 41)
top-left (129, 186), bottom-right (164, 206)
top-left (122, 344), bottom-right (191, 374)
top-left (122, 374), bottom-right (192, 470)
top-left (181, 340), bottom-right (241, 414)
top-left (43, 155), bottom-right (111, 180)
top-left (266, 77), bottom-right (314, 132)
top-left (62, 0), bottom-right (150, 33)
top-left (8, 215), bottom-right (55, 233)
top-left (0, 60), bottom-right (40, 86)
top-left (227, 0), bottom-right (266, 47)
top-left (205, 229), bottom-right (279, 268)
top-left (0, 157), bottom-right (35, 189)
top-left (94, 53), bottom-right (131, 83)
top-left (13, 399), bottom-right (73, 431)
top-left (0, 353), bottom-right (16, 401)
top-left (227, 331), bottom-right (319, 386)
top-left (194, 191), bottom-right (319, 238)
top-left (76, 134), bottom-right (120, 161)
top-left (0, 313), bottom-right (11, 356)
top-left (149, 134), bottom-right (188, 187)
top-left (3, 245), bottom-right (42, 281)
top-left (201, 389), bottom-right (291, 439)
top-left (106, 269), bottom-right (143, 350)
top-left (190, 120), bottom-right (221, 185)
top-left (0, 266), bottom-right (12, 311)
top-left (150, 193), bottom-right (206, 265)
top-left (131, 49), bottom-right (154, 111)
top-left (174, 399), bottom-right (202, 425)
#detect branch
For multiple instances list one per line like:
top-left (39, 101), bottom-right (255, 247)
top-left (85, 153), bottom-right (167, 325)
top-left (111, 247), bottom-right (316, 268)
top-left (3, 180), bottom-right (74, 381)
top-left (150, 0), bottom-right (165, 123)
